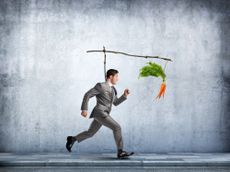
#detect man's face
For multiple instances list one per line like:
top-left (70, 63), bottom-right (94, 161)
top-left (110, 73), bottom-right (119, 85)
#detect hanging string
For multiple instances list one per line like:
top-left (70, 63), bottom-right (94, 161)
top-left (163, 61), bottom-right (168, 72)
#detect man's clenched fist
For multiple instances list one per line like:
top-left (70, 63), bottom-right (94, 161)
top-left (81, 110), bottom-right (88, 118)
top-left (123, 89), bottom-right (130, 98)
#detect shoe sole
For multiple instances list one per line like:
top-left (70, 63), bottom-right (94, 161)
top-left (117, 152), bottom-right (134, 159)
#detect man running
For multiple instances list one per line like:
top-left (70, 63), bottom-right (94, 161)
top-left (66, 69), bottom-right (131, 158)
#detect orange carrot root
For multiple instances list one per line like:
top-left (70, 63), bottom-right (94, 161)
top-left (155, 82), bottom-right (166, 99)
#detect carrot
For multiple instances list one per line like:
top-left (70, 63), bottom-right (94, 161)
top-left (159, 83), bottom-right (166, 98)
top-left (155, 85), bottom-right (165, 99)
top-left (155, 82), bottom-right (166, 99)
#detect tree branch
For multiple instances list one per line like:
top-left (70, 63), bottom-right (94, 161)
top-left (86, 49), bottom-right (173, 62)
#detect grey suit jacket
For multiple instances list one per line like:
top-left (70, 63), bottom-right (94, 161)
top-left (80, 81), bottom-right (127, 118)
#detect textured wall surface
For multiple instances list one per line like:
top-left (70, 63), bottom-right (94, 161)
top-left (0, 0), bottom-right (229, 153)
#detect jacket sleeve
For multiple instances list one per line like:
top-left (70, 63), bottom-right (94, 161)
top-left (113, 93), bottom-right (127, 106)
top-left (81, 83), bottom-right (101, 111)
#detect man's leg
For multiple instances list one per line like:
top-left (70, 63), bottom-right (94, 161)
top-left (94, 115), bottom-right (123, 151)
top-left (73, 118), bottom-right (102, 143)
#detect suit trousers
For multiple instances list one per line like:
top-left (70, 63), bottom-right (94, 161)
top-left (73, 115), bottom-right (123, 150)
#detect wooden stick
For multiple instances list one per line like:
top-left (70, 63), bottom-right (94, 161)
top-left (86, 49), bottom-right (173, 62)
top-left (103, 46), bottom-right (107, 81)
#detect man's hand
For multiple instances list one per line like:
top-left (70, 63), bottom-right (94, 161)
top-left (81, 110), bottom-right (88, 118)
top-left (123, 89), bottom-right (130, 98)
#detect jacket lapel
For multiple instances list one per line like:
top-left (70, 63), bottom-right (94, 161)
top-left (104, 82), bottom-right (114, 101)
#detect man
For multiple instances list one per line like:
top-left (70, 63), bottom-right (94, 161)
top-left (66, 69), bottom-right (130, 158)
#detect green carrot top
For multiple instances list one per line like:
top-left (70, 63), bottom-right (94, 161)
top-left (138, 62), bottom-right (166, 82)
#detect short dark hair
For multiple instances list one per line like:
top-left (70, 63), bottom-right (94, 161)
top-left (106, 69), bottom-right (119, 79)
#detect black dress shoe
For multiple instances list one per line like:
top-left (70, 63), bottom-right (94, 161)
top-left (117, 150), bottom-right (129, 158)
top-left (66, 136), bottom-right (75, 152)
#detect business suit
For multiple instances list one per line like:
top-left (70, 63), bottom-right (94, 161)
top-left (73, 81), bottom-right (127, 150)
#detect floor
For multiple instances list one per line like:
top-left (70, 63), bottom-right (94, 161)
top-left (0, 152), bottom-right (230, 171)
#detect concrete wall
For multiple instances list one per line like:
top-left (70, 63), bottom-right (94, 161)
top-left (0, 0), bottom-right (229, 153)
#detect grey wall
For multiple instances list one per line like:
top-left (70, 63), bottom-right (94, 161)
top-left (0, 0), bottom-right (229, 153)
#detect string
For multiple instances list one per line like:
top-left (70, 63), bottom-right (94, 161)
top-left (163, 61), bottom-right (168, 72)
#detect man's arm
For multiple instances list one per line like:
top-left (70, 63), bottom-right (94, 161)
top-left (81, 82), bottom-right (101, 111)
top-left (113, 93), bottom-right (127, 106)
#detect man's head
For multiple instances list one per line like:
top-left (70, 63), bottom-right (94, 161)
top-left (106, 69), bottom-right (119, 85)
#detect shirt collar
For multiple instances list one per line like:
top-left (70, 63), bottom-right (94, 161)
top-left (106, 80), bottom-right (113, 87)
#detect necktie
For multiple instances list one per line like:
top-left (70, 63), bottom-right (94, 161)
top-left (111, 86), bottom-right (117, 96)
